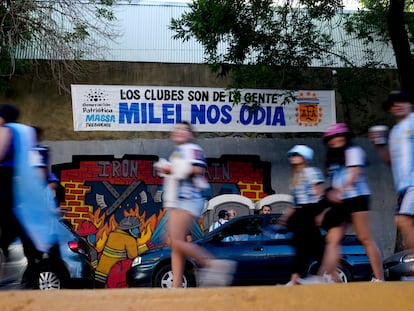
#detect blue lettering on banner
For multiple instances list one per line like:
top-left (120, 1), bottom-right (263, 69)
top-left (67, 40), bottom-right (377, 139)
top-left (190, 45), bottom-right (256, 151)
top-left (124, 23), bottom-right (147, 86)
top-left (239, 106), bottom-right (286, 126)
top-left (221, 105), bottom-right (232, 124)
top-left (141, 103), bottom-right (147, 123)
top-left (191, 104), bottom-right (233, 124)
top-left (148, 103), bottom-right (161, 123)
top-left (162, 103), bottom-right (182, 124)
top-left (119, 102), bottom-right (139, 123)
top-left (191, 104), bottom-right (206, 124)
top-left (85, 114), bottom-right (115, 122)
top-left (118, 102), bottom-right (183, 124)
top-left (207, 105), bottom-right (220, 124)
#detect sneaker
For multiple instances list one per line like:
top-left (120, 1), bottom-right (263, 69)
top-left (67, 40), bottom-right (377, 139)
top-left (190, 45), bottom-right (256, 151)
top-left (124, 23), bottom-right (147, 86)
top-left (297, 275), bottom-right (325, 285)
top-left (370, 277), bottom-right (384, 282)
top-left (198, 259), bottom-right (237, 287)
top-left (322, 273), bottom-right (336, 284)
top-left (297, 273), bottom-right (336, 285)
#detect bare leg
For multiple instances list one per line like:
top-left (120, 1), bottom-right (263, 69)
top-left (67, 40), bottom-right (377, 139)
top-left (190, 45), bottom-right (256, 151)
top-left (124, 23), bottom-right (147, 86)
top-left (352, 211), bottom-right (384, 280)
top-left (318, 223), bottom-right (347, 279)
top-left (168, 208), bottom-right (213, 288)
top-left (395, 215), bottom-right (414, 249)
top-left (289, 272), bottom-right (300, 285)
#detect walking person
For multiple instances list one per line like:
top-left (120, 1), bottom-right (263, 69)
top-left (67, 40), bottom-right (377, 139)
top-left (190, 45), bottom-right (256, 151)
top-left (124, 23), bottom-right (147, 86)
top-left (318, 123), bottom-right (384, 282)
top-left (0, 104), bottom-right (58, 288)
top-left (369, 90), bottom-right (414, 250)
top-left (277, 145), bottom-right (326, 285)
top-left (155, 121), bottom-right (236, 288)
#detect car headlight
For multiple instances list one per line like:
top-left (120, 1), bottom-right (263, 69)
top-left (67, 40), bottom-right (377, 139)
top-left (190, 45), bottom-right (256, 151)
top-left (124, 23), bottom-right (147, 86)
top-left (131, 256), bottom-right (142, 267)
top-left (402, 254), bottom-right (414, 263)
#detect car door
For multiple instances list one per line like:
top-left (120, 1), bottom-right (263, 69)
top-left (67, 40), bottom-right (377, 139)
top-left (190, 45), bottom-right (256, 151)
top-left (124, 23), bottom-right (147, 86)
top-left (261, 215), bottom-right (296, 283)
top-left (0, 239), bottom-right (27, 287)
top-left (202, 216), bottom-right (269, 285)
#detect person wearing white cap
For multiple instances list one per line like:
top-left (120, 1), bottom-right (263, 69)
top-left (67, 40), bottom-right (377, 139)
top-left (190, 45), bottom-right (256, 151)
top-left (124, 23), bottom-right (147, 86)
top-left (277, 145), bottom-right (326, 285)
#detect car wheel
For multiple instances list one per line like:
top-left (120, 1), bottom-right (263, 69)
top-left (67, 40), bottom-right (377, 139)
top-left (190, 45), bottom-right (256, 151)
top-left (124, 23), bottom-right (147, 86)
top-left (38, 267), bottom-right (62, 290)
top-left (308, 263), bottom-right (353, 283)
top-left (154, 264), bottom-right (196, 288)
top-left (336, 265), bottom-right (352, 283)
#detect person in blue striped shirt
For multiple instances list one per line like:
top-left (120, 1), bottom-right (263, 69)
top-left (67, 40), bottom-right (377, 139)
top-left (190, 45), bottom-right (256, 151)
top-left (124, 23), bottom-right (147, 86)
top-left (277, 145), bottom-right (326, 285)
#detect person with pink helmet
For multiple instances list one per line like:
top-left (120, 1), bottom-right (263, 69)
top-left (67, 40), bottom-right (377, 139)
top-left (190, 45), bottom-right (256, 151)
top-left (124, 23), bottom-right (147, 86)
top-left (315, 123), bottom-right (384, 282)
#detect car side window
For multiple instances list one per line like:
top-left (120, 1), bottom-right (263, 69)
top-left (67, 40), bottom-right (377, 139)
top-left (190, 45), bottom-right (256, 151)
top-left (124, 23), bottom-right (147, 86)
top-left (262, 214), bottom-right (292, 240)
top-left (225, 218), bottom-right (262, 241)
top-left (265, 231), bottom-right (293, 240)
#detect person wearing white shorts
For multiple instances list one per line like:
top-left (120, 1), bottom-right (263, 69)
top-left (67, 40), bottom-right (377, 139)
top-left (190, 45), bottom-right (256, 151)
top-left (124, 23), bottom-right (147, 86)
top-left (397, 187), bottom-right (414, 220)
top-left (370, 90), bottom-right (414, 249)
top-left (155, 121), bottom-right (236, 288)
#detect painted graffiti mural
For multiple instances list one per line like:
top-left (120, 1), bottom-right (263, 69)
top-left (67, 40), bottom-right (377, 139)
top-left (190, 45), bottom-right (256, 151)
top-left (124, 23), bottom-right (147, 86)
top-left (51, 154), bottom-right (273, 288)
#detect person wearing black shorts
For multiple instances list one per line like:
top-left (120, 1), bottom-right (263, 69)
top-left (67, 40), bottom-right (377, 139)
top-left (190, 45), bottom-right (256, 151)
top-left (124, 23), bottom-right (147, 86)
top-left (318, 123), bottom-right (384, 282)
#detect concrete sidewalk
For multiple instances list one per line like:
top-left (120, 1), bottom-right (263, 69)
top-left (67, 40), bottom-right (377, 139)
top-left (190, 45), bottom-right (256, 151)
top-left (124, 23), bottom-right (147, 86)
top-left (0, 282), bottom-right (411, 311)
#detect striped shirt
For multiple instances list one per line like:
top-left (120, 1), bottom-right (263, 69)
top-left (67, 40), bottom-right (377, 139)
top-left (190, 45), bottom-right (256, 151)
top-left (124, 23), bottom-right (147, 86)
top-left (169, 143), bottom-right (206, 200)
top-left (327, 146), bottom-right (371, 199)
top-left (290, 167), bottom-right (324, 205)
top-left (389, 113), bottom-right (414, 193)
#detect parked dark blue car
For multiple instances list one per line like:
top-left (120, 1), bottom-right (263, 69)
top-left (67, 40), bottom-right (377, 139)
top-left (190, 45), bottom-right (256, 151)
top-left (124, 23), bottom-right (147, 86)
top-left (126, 214), bottom-right (373, 288)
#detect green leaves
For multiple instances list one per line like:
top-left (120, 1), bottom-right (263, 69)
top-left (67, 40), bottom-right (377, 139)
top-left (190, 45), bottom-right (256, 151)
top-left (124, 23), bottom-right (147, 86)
top-left (170, 0), bottom-right (341, 89)
top-left (0, 0), bottom-right (117, 92)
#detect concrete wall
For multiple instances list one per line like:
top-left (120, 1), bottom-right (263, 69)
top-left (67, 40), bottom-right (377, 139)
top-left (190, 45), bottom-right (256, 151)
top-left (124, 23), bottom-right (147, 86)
top-left (0, 62), bottom-right (396, 141)
top-left (0, 61), bottom-right (399, 257)
top-left (46, 136), bottom-right (397, 257)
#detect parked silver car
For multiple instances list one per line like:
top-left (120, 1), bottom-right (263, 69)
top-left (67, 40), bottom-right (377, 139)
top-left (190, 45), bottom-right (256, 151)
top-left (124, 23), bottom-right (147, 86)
top-left (0, 220), bottom-right (94, 290)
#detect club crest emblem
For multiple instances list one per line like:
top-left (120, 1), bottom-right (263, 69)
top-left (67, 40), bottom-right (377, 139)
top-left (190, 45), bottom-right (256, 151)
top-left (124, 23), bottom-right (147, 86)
top-left (295, 91), bottom-right (323, 127)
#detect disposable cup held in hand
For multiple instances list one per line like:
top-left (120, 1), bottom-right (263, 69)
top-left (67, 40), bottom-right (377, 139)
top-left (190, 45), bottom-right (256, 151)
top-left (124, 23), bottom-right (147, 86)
top-left (369, 125), bottom-right (389, 145)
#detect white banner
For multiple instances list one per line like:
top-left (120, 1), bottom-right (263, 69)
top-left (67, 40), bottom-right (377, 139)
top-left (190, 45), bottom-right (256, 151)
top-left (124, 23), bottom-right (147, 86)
top-left (71, 85), bottom-right (336, 132)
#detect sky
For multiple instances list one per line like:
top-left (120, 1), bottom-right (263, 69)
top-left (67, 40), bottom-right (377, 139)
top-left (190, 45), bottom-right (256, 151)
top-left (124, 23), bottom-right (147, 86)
top-left (343, 0), bottom-right (361, 10)
top-left (150, 0), bottom-right (362, 10)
